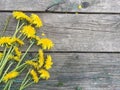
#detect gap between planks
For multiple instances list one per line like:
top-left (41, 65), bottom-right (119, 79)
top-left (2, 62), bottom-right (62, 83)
top-left (21, 51), bottom-right (120, 53)
top-left (0, 10), bottom-right (120, 15)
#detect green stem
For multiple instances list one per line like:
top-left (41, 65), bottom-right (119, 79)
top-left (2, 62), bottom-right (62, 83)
top-left (0, 45), bottom-right (15, 76)
top-left (1, 16), bottom-right (11, 37)
top-left (0, 46), bottom-right (7, 66)
top-left (18, 33), bottom-right (23, 39)
top-left (0, 46), bottom-right (13, 76)
top-left (13, 20), bottom-right (24, 38)
top-left (16, 41), bottom-right (34, 67)
top-left (22, 78), bottom-right (31, 87)
top-left (3, 81), bottom-right (10, 90)
top-left (18, 23), bottom-right (24, 31)
top-left (0, 20), bottom-right (24, 75)
top-left (8, 80), bottom-right (13, 90)
top-left (15, 63), bottom-right (26, 70)
top-left (19, 65), bottom-right (27, 73)
top-left (22, 71), bottom-right (30, 85)
top-left (21, 36), bottom-right (26, 41)
top-left (0, 62), bottom-right (13, 83)
top-left (20, 78), bottom-right (31, 90)
top-left (13, 20), bottom-right (20, 37)
top-left (3, 80), bottom-right (13, 90)
top-left (15, 63), bottom-right (26, 71)
top-left (24, 81), bottom-right (34, 88)
top-left (19, 71), bottom-right (30, 90)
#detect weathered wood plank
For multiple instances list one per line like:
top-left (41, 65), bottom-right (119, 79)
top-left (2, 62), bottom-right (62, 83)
top-left (0, 0), bottom-right (50, 11)
top-left (32, 13), bottom-right (120, 52)
top-left (8, 53), bottom-right (120, 90)
top-left (0, 0), bottom-right (120, 13)
top-left (0, 13), bottom-right (120, 52)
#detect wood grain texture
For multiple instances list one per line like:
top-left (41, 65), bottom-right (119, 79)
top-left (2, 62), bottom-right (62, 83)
top-left (0, 1), bottom-right (120, 90)
top-left (0, 13), bottom-right (120, 52)
top-left (0, 0), bottom-right (50, 11)
top-left (7, 53), bottom-right (120, 90)
top-left (0, 0), bottom-right (120, 13)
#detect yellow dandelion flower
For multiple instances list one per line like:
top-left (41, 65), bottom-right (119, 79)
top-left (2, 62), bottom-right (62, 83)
top-left (20, 25), bottom-right (36, 38)
top-left (78, 5), bottom-right (82, 9)
top-left (38, 69), bottom-right (50, 80)
top-left (29, 35), bottom-right (36, 39)
top-left (38, 49), bottom-right (44, 68)
top-left (26, 60), bottom-right (38, 69)
top-left (30, 14), bottom-right (43, 28)
top-left (0, 37), bottom-right (12, 46)
top-left (30, 69), bottom-right (39, 83)
top-left (44, 55), bottom-right (53, 70)
top-left (37, 38), bottom-right (54, 50)
top-left (14, 46), bottom-right (22, 58)
top-left (41, 33), bottom-right (45, 36)
top-left (13, 56), bottom-right (20, 62)
top-left (3, 71), bottom-right (19, 83)
top-left (34, 36), bottom-right (41, 41)
top-left (12, 11), bottom-right (32, 22)
top-left (12, 38), bottom-right (24, 46)
top-left (0, 53), bottom-right (3, 60)
top-left (8, 55), bottom-right (20, 62)
top-left (29, 35), bottom-right (40, 41)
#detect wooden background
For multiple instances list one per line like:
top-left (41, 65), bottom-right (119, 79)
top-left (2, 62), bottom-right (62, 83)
top-left (1, 0), bottom-right (120, 90)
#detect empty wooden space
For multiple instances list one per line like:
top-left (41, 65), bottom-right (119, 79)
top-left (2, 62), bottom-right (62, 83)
top-left (0, 0), bottom-right (120, 90)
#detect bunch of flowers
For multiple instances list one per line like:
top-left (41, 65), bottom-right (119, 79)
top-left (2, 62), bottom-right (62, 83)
top-left (0, 11), bottom-right (54, 90)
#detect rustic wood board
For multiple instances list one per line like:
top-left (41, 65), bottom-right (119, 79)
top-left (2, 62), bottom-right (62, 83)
top-left (0, 0), bottom-right (120, 13)
top-left (6, 53), bottom-right (120, 90)
top-left (0, 13), bottom-right (120, 52)
top-left (0, 1), bottom-right (120, 90)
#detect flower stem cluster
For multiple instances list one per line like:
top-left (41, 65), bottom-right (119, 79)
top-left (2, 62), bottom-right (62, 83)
top-left (0, 11), bottom-right (54, 90)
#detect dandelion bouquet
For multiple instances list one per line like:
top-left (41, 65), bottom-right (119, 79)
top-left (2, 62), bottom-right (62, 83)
top-left (0, 11), bottom-right (54, 90)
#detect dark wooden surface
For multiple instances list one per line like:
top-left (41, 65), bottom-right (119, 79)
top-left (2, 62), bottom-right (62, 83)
top-left (0, 0), bottom-right (120, 90)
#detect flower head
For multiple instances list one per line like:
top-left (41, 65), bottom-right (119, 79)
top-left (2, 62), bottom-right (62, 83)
top-left (20, 25), bottom-right (36, 38)
top-left (30, 69), bottom-right (39, 83)
top-left (11, 38), bottom-right (24, 46)
top-left (37, 38), bottom-right (54, 50)
top-left (13, 56), bottom-right (20, 62)
top-left (8, 55), bottom-right (20, 62)
top-left (3, 71), bottom-right (19, 83)
top-left (26, 60), bottom-right (38, 69)
top-left (12, 11), bottom-right (32, 22)
top-left (32, 36), bottom-right (53, 50)
top-left (38, 49), bottom-right (44, 68)
top-left (0, 37), bottom-right (12, 46)
top-left (0, 37), bottom-right (24, 46)
top-left (41, 33), bottom-right (45, 36)
top-left (33, 35), bottom-right (41, 41)
top-left (78, 5), bottom-right (82, 9)
top-left (44, 55), bottom-right (53, 70)
top-left (14, 46), bottom-right (22, 58)
top-left (30, 14), bottom-right (43, 28)
top-left (38, 69), bottom-right (50, 80)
